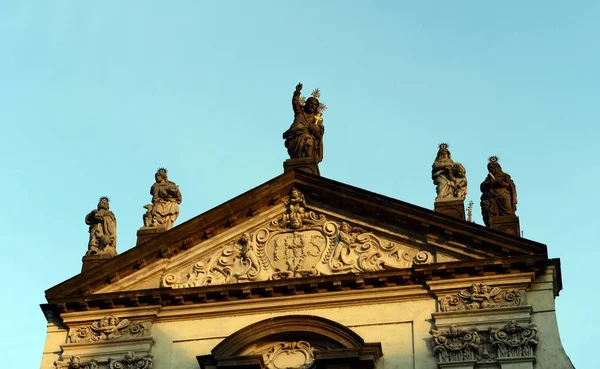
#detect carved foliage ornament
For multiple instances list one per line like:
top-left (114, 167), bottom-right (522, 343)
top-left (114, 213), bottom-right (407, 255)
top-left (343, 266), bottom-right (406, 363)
top-left (109, 351), bottom-right (152, 369)
top-left (55, 356), bottom-right (98, 369)
top-left (69, 315), bottom-right (149, 343)
top-left (163, 188), bottom-right (433, 288)
top-left (490, 320), bottom-right (538, 358)
top-left (439, 283), bottom-right (523, 312)
top-left (254, 341), bottom-right (316, 369)
top-left (430, 325), bottom-right (480, 363)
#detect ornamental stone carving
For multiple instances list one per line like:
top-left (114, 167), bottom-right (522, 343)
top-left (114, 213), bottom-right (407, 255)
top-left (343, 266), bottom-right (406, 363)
top-left (432, 143), bottom-right (468, 201)
top-left (490, 320), bottom-right (538, 358)
top-left (251, 341), bottom-right (316, 369)
top-left (85, 197), bottom-right (117, 257)
top-left (142, 168), bottom-right (182, 230)
top-left (480, 156), bottom-right (517, 227)
top-left (109, 351), bottom-right (152, 369)
top-left (438, 283), bottom-right (523, 312)
top-left (55, 356), bottom-right (98, 369)
top-left (163, 188), bottom-right (432, 288)
top-left (283, 83), bottom-right (326, 163)
top-left (69, 316), bottom-right (149, 343)
top-left (431, 325), bottom-right (480, 363)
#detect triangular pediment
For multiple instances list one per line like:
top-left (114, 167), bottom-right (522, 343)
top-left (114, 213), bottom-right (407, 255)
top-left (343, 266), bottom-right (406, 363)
top-left (96, 200), bottom-right (444, 293)
top-left (45, 170), bottom-right (547, 300)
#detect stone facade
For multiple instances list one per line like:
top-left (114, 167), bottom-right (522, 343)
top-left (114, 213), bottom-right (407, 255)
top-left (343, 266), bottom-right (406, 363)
top-left (41, 171), bottom-right (573, 369)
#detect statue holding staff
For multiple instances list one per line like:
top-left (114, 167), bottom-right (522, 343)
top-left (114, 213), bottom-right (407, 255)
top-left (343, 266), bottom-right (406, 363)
top-left (283, 83), bottom-right (326, 162)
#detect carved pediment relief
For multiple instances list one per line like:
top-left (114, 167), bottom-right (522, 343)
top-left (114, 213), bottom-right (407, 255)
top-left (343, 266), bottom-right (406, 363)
top-left (250, 341), bottom-right (316, 369)
top-left (438, 283), bottom-right (524, 312)
top-left (68, 315), bottom-right (150, 343)
top-left (163, 188), bottom-right (432, 289)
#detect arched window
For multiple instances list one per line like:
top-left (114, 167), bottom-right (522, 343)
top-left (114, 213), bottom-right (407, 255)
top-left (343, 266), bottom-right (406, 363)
top-left (197, 315), bottom-right (382, 369)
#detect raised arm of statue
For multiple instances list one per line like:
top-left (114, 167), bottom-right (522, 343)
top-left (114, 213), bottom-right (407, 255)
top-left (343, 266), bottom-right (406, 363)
top-left (292, 82), bottom-right (303, 116)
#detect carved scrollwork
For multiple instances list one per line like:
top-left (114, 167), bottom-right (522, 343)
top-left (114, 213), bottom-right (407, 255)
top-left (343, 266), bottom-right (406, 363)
top-left (490, 320), bottom-right (538, 358)
top-left (438, 283), bottom-right (524, 312)
top-left (431, 325), bottom-right (480, 363)
top-left (163, 188), bottom-right (433, 288)
top-left (165, 232), bottom-right (266, 288)
top-left (258, 341), bottom-right (316, 369)
top-left (55, 356), bottom-right (98, 369)
top-left (109, 351), bottom-right (152, 369)
top-left (68, 316), bottom-right (149, 343)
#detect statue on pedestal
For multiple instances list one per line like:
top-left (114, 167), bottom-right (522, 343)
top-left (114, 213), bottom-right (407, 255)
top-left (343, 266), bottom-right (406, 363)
top-left (480, 156), bottom-right (517, 227)
top-left (432, 143), bottom-right (468, 201)
top-left (85, 197), bottom-right (117, 256)
top-left (283, 83), bottom-right (326, 162)
top-left (143, 168), bottom-right (182, 230)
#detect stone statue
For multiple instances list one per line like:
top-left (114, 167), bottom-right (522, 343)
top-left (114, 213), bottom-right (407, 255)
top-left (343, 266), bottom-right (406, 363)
top-left (85, 197), bottom-right (117, 256)
top-left (283, 83), bottom-right (326, 162)
top-left (480, 156), bottom-right (517, 226)
top-left (143, 168), bottom-right (182, 230)
top-left (431, 143), bottom-right (468, 201)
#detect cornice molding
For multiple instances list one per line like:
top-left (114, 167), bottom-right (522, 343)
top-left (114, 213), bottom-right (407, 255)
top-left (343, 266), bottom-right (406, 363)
top-left (42, 256), bottom-right (556, 322)
top-left (45, 171), bottom-right (548, 301)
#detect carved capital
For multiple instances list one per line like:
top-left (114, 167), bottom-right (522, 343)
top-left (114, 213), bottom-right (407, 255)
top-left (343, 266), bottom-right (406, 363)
top-left (439, 283), bottom-right (523, 312)
top-left (109, 351), bottom-right (152, 369)
top-left (430, 325), bottom-right (480, 363)
top-left (490, 320), bottom-right (538, 358)
top-left (55, 356), bottom-right (98, 369)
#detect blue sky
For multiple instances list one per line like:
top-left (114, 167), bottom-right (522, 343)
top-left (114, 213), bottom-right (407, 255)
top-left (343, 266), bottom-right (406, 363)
top-left (1, 2), bottom-right (597, 367)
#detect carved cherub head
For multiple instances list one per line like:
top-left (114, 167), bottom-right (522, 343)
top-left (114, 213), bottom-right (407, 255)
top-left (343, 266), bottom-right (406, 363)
top-left (99, 316), bottom-right (115, 327)
top-left (448, 325), bottom-right (459, 336)
top-left (504, 320), bottom-right (518, 332)
top-left (239, 233), bottom-right (251, 245)
top-left (479, 283), bottom-right (492, 293)
top-left (69, 356), bottom-right (82, 369)
top-left (340, 222), bottom-right (352, 233)
top-left (290, 215), bottom-right (303, 229)
top-left (123, 351), bottom-right (136, 363)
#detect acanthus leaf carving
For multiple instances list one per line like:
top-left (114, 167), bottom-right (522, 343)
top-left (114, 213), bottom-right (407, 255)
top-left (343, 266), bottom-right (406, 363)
top-left (68, 316), bottom-right (149, 343)
top-left (163, 189), bottom-right (433, 288)
top-left (439, 283), bottom-right (524, 312)
top-left (430, 325), bottom-right (480, 363)
top-left (55, 356), bottom-right (99, 369)
top-left (109, 351), bottom-right (152, 369)
top-left (490, 320), bottom-right (538, 358)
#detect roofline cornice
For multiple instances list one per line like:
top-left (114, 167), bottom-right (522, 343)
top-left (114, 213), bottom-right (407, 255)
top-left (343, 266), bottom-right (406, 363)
top-left (45, 170), bottom-right (548, 300)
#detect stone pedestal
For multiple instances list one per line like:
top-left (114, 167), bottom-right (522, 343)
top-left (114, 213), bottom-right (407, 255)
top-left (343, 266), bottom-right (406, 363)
top-left (489, 215), bottom-right (520, 237)
top-left (81, 254), bottom-right (114, 273)
top-left (283, 158), bottom-right (320, 176)
top-left (434, 199), bottom-right (465, 220)
top-left (136, 225), bottom-right (166, 246)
